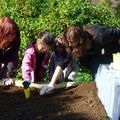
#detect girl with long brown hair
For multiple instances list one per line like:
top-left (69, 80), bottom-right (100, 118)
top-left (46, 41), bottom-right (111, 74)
top-left (0, 17), bottom-right (21, 86)
top-left (40, 24), bottom-right (120, 95)
top-left (49, 35), bottom-right (78, 83)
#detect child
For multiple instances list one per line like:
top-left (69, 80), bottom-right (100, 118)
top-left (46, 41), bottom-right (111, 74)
top-left (40, 24), bottom-right (120, 95)
top-left (22, 31), bottom-right (55, 88)
top-left (49, 35), bottom-right (78, 82)
top-left (0, 17), bottom-right (21, 86)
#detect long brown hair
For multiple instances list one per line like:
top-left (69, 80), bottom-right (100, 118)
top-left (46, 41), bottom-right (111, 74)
top-left (64, 25), bottom-right (93, 59)
top-left (0, 17), bottom-right (20, 48)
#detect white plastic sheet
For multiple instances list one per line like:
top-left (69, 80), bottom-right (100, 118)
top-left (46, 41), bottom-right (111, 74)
top-left (95, 64), bottom-right (120, 120)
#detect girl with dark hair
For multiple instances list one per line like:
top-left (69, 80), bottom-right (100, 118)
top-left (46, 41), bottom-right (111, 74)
top-left (22, 31), bottom-right (55, 88)
top-left (49, 35), bottom-right (78, 82)
top-left (0, 17), bottom-right (21, 86)
top-left (40, 24), bottom-right (120, 95)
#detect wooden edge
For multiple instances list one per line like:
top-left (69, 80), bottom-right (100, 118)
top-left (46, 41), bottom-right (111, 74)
top-left (0, 80), bottom-right (78, 89)
top-left (15, 80), bottom-right (78, 89)
top-left (15, 80), bottom-right (48, 89)
top-left (0, 81), bottom-right (3, 86)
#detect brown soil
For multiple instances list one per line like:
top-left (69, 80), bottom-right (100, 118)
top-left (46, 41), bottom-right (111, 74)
top-left (0, 81), bottom-right (108, 120)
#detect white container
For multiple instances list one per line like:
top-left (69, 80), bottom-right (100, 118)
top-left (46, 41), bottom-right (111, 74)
top-left (95, 64), bottom-right (120, 120)
top-left (113, 53), bottom-right (120, 70)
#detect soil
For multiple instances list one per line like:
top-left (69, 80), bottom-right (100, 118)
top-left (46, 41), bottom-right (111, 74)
top-left (0, 81), bottom-right (108, 120)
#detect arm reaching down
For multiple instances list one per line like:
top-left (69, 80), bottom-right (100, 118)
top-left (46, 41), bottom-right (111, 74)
top-left (40, 65), bottom-right (62, 95)
top-left (49, 65), bottom-right (62, 86)
top-left (40, 54), bottom-right (72, 95)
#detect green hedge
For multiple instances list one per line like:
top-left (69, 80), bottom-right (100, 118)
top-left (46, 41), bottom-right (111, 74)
top-left (0, 0), bottom-right (120, 80)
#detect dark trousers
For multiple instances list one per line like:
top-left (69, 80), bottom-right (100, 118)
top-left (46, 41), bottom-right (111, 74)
top-left (0, 62), bottom-right (16, 79)
top-left (80, 54), bottom-right (112, 80)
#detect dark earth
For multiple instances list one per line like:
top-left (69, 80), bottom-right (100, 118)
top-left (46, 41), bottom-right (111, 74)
top-left (0, 81), bottom-right (108, 120)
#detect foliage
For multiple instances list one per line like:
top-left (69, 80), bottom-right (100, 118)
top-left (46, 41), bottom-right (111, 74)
top-left (75, 64), bottom-right (92, 83)
top-left (0, 0), bottom-right (120, 80)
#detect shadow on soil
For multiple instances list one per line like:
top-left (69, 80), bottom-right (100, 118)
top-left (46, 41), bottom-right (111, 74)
top-left (0, 85), bottom-right (105, 120)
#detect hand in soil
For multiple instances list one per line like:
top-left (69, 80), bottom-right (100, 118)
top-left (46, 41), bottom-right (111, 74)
top-left (40, 84), bottom-right (54, 95)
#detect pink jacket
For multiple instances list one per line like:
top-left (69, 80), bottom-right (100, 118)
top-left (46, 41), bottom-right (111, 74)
top-left (21, 43), bottom-right (50, 83)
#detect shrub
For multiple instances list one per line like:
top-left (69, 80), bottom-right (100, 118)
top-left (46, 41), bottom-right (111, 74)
top-left (0, 0), bottom-right (120, 80)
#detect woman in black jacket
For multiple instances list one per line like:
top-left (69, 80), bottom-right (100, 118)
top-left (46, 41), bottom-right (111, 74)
top-left (40, 24), bottom-right (120, 95)
top-left (0, 17), bottom-right (21, 86)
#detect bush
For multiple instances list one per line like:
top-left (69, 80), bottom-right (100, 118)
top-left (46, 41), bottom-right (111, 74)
top-left (75, 64), bottom-right (93, 83)
top-left (0, 0), bottom-right (120, 80)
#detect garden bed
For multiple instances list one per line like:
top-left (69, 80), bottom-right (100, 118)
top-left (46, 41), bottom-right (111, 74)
top-left (0, 81), bottom-right (108, 120)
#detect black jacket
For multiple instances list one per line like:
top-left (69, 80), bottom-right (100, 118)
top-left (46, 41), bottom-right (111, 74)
top-left (0, 36), bottom-right (21, 78)
top-left (91, 24), bottom-right (120, 56)
top-left (58, 25), bottom-right (120, 70)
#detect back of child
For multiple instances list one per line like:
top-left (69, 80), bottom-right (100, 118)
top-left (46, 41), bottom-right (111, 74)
top-left (49, 35), bottom-right (78, 82)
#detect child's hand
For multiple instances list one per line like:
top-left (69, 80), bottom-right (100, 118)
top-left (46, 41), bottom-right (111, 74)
top-left (3, 78), bottom-right (14, 86)
top-left (22, 81), bottom-right (31, 89)
top-left (39, 84), bottom-right (54, 95)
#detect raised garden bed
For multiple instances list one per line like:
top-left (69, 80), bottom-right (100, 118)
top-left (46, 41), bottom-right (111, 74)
top-left (0, 81), bottom-right (108, 120)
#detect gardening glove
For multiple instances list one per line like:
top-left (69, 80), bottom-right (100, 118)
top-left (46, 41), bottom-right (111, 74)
top-left (3, 78), bottom-right (14, 86)
top-left (68, 71), bottom-right (76, 81)
top-left (40, 84), bottom-right (54, 95)
top-left (22, 80), bottom-right (31, 99)
top-left (22, 80), bottom-right (31, 89)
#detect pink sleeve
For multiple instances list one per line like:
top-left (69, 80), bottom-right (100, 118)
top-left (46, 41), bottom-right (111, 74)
top-left (21, 53), bottom-right (33, 81)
